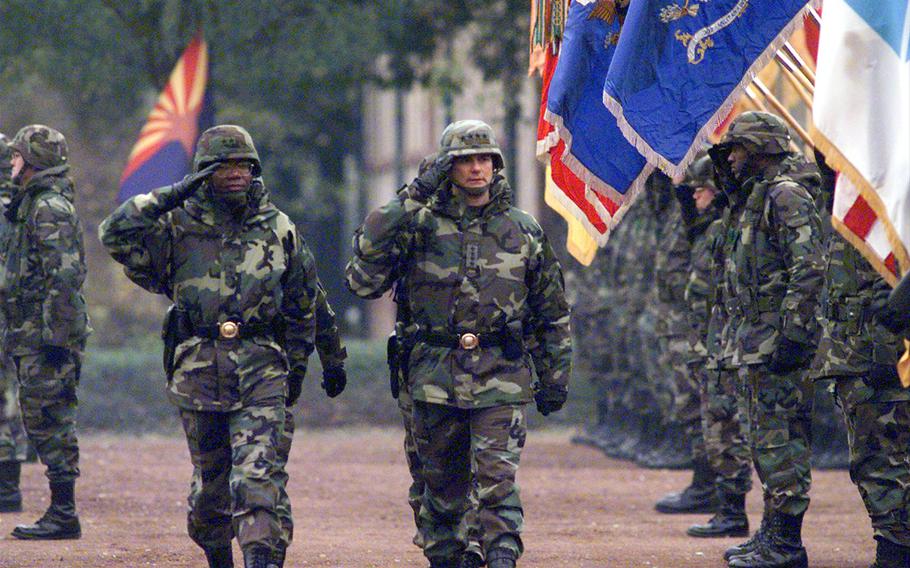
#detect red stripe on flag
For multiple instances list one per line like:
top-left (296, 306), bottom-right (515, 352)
top-left (842, 195), bottom-right (877, 239)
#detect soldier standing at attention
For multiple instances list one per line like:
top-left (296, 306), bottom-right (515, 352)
top-left (711, 112), bottom-right (825, 568)
top-left (346, 120), bottom-right (572, 568)
top-left (100, 125), bottom-right (326, 568)
top-left (0, 131), bottom-right (31, 514)
top-left (813, 153), bottom-right (910, 568)
top-left (0, 125), bottom-right (90, 540)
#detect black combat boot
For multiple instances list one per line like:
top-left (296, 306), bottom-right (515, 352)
top-left (0, 461), bottom-right (23, 513)
top-left (459, 550), bottom-right (484, 568)
top-left (871, 537), bottom-right (910, 568)
top-left (686, 491), bottom-right (748, 538)
top-left (203, 545), bottom-right (234, 568)
top-left (11, 480), bottom-right (81, 540)
top-left (242, 545), bottom-right (279, 568)
top-left (655, 457), bottom-right (719, 514)
top-left (725, 512), bottom-right (770, 561)
top-left (270, 545), bottom-right (286, 568)
top-left (728, 511), bottom-right (808, 568)
top-left (428, 558), bottom-right (460, 568)
top-left (486, 547), bottom-right (517, 568)
top-left (639, 424), bottom-right (694, 470)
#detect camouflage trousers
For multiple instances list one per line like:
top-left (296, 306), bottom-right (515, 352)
top-left (662, 333), bottom-right (702, 451)
top-left (0, 355), bottom-right (28, 463)
top-left (701, 366), bottom-right (752, 496)
top-left (414, 402), bottom-right (526, 563)
top-left (740, 364), bottom-right (813, 515)
top-left (398, 386), bottom-right (427, 546)
top-left (179, 401), bottom-right (285, 553)
top-left (275, 407), bottom-right (294, 548)
top-left (640, 310), bottom-right (672, 419)
top-left (833, 375), bottom-right (910, 547)
top-left (14, 349), bottom-right (80, 481)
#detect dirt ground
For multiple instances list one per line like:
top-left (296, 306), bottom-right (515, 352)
top-left (0, 428), bottom-right (874, 568)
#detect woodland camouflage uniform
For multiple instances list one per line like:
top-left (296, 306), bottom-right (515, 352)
top-left (346, 120), bottom-right (571, 568)
top-left (100, 125), bottom-right (320, 567)
top-left (1, 125), bottom-right (90, 541)
top-left (0, 132), bottom-right (29, 514)
top-left (716, 112), bottom-right (825, 568)
top-left (811, 197), bottom-right (910, 566)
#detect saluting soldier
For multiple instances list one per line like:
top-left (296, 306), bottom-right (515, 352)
top-left (346, 120), bottom-right (572, 568)
top-left (100, 125), bottom-right (331, 568)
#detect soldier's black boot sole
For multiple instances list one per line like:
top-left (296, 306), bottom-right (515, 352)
top-left (11, 516), bottom-right (82, 540)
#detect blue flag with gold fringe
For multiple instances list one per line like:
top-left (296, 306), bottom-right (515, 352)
top-left (603, 0), bottom-right (810, 178)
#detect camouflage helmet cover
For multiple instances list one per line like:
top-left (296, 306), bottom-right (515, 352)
top-left (439, 120), bottom-right (505, 170)
top-left (0, 132), bottom-right (11, 170)
top-left (10, 125), bottom-right (68, 169)
top-left (720, 111), bottom-right (791, 155)
top-left (684, 153), bottom-right (717, 191)
top-left (193, 125), bottom-right (261, 175)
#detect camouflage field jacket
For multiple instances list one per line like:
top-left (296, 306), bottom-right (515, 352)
top-left (0, 166), bottom-right (90, 355)
top-left (811, 232), bottom-right (902, 379)
top-left (346, 177), bottom-right (572, 408)
top-left (721, 157), bottom-right (825, 366)
top-left (99, 181), bottom-right (318, 411)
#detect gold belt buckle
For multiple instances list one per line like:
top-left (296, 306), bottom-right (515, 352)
top-left (459, 332), bottom-right (479, 350)
top-left (219, 321), bottom-right (240, 339)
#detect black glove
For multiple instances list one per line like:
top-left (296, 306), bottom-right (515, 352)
top-left (534, 383), bottom-right (568, 416)
top-left (412, 154), bottom-right (453, 199)
top-left (768, 336), bottom-right (813, 373)
top-left (172, 162), bottom-right (219, 202)
top-left (287, 372), bottom-right (304, 407)
top-left (41, 345), bottom-right (70, 367)
top-left (879, 271), bottom-right (910, 335)
top-left (868, 362), bottom-right (902, 390)
top-left (674, 184), bottom-right (698, 227)
top-left (321, 366), bottom-right (346, 398)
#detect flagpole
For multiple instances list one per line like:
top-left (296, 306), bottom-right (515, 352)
top-left (744, 86), bottom-right (771, 112)
top-left (782, 41), bottom-right (817, 81)
top-left (774, 51), bottom-right (815, 95)
top-left (774, 56), bottom-right (815, 108)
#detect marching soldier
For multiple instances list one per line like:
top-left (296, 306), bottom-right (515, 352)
top-left (100, 125), bottom-right (332, 568)
top-left (346, 120), bottom-right (572, 568)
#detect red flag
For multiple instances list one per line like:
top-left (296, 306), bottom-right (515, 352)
top-left (537, 49), bottom-right (617, 248)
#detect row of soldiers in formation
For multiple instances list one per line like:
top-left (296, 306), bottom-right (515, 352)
top-left (0, 120), bottom-right (573, 568)
top-left (571, 111), bottom-right (910, 568)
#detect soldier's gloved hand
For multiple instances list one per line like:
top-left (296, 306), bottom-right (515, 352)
top-left (534, 383), bottom-right (568, 416)
top-left (41, 345), bottom-right (70, 366)
top-left (878, 271), bottom-right (910, 335)
top-left (868, 362), bottom-right (901, 389)
top-left (412, 154), bottom-right (453, 199)
top-left (768, 336), bottom-right (813, 373)
top-left (172, 162), bottom-right (220, 202)
top-left (321, 365), bottom-right (346, 398)
top-left (286, 372), bottom-right (304, 407)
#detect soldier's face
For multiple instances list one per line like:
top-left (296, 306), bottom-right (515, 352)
top-left (727, 145), bottom-right (749, 177)
top-left (210, 160), bottom-right (254, 193)
top-left (451, 154), bottom-right (493, 193)
top-left (10, 152), bottom-right (25, 183)
top-left (693, 186), bottom-right (716, 211)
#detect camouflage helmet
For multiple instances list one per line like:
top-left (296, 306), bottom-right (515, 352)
top-left (684, 153), bottom-right (717, 191)
top-left (0, 132), bottom-right (11, 170)
top-left (720, 111), bottom-right (791, 155)
top-left (439, 120), bottom-right (505, 170)
top-left (193, 125), bottom-right (261, 175)
top-left (10, 125), bottom-right (68, 169)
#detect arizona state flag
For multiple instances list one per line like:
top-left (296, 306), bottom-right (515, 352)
top-left (118, 32), bottom-right (214, 201)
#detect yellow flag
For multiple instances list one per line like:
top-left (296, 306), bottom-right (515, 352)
top-left (543, 164), bottom-right (597, 266)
